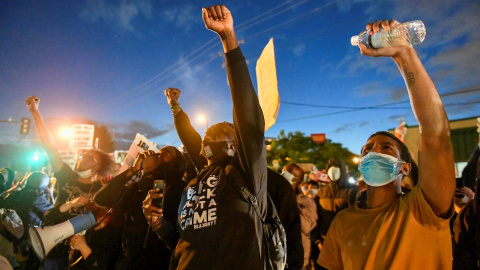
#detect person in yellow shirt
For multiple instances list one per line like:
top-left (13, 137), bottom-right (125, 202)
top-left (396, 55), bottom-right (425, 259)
top-left (317, 19), bottom-right (455, 270)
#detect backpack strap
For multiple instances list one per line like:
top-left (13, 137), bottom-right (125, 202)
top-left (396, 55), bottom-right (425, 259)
top-left (231, 183), bottom-right (265, 224)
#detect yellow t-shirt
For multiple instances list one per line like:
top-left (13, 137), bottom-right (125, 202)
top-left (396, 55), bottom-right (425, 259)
top-left (317, 185), bottom-right (453, 270)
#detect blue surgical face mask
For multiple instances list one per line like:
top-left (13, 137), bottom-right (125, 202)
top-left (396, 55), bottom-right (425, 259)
top-left (358, 152), bottom-right (404, 187)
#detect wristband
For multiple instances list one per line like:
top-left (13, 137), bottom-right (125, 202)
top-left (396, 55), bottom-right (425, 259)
top-left (170, 104), bottom-right (180, 109)
top-left (171, 106), bottom-right (182, 116)
top-left (128, 166), bottom-right (141, 177)
top-left (149, 217), bottom-right (164, 228)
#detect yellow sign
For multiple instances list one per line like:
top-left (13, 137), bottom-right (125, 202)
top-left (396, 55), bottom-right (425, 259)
top-left (256, 38), bottom-right (279, 132)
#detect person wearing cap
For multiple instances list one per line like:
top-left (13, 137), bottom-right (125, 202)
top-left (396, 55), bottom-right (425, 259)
top-left (94, 146), bottom-right (187, 269)
top-left (0, 171), bottom-right (53, 269)
top-left (1, 172), bottom-right (52, 230)
top-left (317, 19), bottom-right (454, 270)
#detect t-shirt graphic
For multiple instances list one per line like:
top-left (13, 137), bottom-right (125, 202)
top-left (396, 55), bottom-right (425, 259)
top-left (180, 174), bottom-right (218, 231)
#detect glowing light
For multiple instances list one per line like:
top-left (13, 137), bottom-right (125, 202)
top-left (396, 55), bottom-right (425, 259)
top-left (348, 177), bottom-right (356, 184)
top-left (197, 115), bottom-right (206, 123)
top-left (60, 128), bottom-right (72, 138)
top-left (197, 115), bottom-right (208, 129)
top-left (353, 157), bottom-right (360, 164)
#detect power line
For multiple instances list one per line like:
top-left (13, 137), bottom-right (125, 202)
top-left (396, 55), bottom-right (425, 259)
top-left (98, 0), bottom-right (310, 112)
top-left (97, 0), bottom-right (336, 115)
top-left (278, 87), bottom-right (480, 123)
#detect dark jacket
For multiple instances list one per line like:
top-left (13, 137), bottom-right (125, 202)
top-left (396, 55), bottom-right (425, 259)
top-left (0, 187), bottom-right (52, 235)
top-left (267, 169), bottom-right (304, 270)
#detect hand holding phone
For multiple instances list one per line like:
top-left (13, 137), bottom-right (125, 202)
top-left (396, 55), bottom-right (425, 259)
top-left (152, 180), bottom-right (166, 208)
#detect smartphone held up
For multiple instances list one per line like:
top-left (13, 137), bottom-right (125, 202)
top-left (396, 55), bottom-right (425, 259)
top-left (152, 180), bottom-right (166, 208)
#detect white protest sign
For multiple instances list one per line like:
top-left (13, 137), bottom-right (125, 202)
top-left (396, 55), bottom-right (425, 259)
top-left (69, 124), bottom-right (95, 150)
top-left (114, 150), bottom-right (128, 164)
top-left (59, 149), bottom-right (77, 170)
top-left (256, 38), bottom-right (279, 132)
top-left (117, 133), bottom-right (159, 175)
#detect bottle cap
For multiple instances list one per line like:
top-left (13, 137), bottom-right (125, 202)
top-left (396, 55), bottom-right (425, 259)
top-left (350, 36), bottom-right (359, 46)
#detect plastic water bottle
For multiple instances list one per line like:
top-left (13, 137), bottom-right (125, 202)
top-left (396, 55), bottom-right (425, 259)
top-left (351, 20), bottom-right (426, 49)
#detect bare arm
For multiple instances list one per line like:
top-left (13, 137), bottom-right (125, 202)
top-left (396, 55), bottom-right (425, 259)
top-left (202, 5), bottom-right (238, 53)
top-left (25, 96), bottom-right (64, 172)
top-left (165, 88), bottom-right (207, 170)
top-left (360, 20), bottom-right (455, 217)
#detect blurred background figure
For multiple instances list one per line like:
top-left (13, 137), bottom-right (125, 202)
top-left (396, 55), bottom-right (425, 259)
top-left (453, 145), bottom-right (479, 269)
top-left (311, 157), bottom-right (358, 269)
top-left (301, 180), bottom-right (319, 200)
top-left (283, 163), bottom-right (317, 270)
top-left (0, 168), bottom-right (15, 194)
top-left (0, 208), bottom-right (24, 269)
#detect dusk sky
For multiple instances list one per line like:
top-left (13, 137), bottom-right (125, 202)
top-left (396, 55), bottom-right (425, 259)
top-left (1, 0), bottom-right (479, 156)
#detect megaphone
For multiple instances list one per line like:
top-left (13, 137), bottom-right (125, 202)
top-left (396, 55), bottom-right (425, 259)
top-left (29, 211), bottom-right (96, 260)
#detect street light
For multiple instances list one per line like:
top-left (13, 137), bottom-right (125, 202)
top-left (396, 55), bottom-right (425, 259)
top-left (197, 115), bottom-right (208, 129)
top-left (353, 157), bottom-right (360, 164)
top-left (60, 127), bottom-right (72, 139)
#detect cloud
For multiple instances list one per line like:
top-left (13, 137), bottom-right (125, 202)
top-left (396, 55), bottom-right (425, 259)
top-left (446, 103), bottom-right (478, 116)
top-left (79, 0), bottom-right (152, 32)
top-left (114, 120), bottom-right (173, 140)
top-left (428, 40), bottom-right (480, 86)
top-left (390, 87), bottom-right (408, 102)
top-left (332, 124), bottom-right (352, 133)
top-left (358, 121), bottom-right (369, 127)
top-left (388, 115), bottom-right (405, 121)
top-left (292, 43), bottom-right (306, 57)
top-left (355, 80), bottom-right (392, 98)
top-left (333, 120), bottom-right (369, 133)
top-left (162, 4), bottom-right (197, 31)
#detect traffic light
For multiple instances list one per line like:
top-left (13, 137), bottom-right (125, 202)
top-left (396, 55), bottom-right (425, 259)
top-left (20, 117), bottom-right (30, 135)
top-left (29, 151), bottom-right (48, 169)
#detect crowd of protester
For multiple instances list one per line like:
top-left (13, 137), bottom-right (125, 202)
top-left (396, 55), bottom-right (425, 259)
top-left (0, 4), bottom-right (478, 270)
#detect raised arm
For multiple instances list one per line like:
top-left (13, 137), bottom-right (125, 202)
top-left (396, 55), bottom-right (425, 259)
top-left (25, 96), bottom-right (64, 172)
top-left (203, 5), bottom-right (267, 196)
top-left (360, 20), bottom-right (455, 217)
top-left (164, 88), bottom-right (207, 171)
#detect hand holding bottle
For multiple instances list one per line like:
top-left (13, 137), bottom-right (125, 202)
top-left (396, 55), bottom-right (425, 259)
top-left (353, 19), bottom-right (425, 58)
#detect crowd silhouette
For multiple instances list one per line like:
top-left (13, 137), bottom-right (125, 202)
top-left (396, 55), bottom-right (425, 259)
top-left (0, 4), bottom-right (478, 270)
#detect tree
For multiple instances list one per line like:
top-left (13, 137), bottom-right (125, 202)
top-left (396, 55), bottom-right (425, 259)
top-left (90, 123), bottom-right (115, 153)
top-left (267, 130), bottom-right (359, 176)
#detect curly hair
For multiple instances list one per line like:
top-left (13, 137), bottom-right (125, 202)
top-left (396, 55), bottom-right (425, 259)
top-left (87, 149), bottom-right (115, 177)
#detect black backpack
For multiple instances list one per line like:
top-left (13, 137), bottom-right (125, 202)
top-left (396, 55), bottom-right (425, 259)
top-left (232, 184), bottom-right (287, 270)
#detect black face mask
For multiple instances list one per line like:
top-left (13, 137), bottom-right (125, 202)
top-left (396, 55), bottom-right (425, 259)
top-left (201, 141), bottom-right (231, 161)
